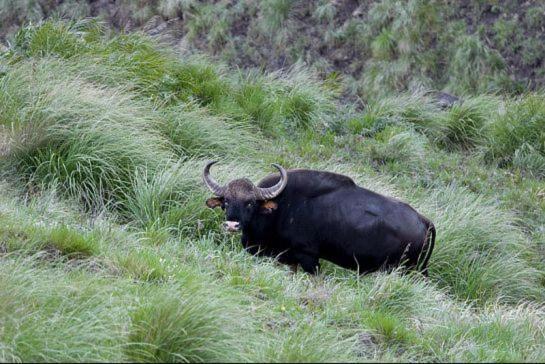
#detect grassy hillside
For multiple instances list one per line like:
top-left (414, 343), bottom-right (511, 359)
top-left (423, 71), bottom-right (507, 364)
top-left (0, 17), bottom-right (544, 363)
top-left (1, 0), bottom-right (545, 99)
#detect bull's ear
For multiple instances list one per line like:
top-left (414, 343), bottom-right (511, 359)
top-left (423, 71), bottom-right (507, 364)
top-left (206, 197), bottom-right (223, 209)
top-left (259, 200), bottom-right (278, 214)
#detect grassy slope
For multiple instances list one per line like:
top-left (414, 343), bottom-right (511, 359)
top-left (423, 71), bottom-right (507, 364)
top-left (0, 20), bottom-right (544, 362)
top-left (1, 1), bottom-right (545, 98)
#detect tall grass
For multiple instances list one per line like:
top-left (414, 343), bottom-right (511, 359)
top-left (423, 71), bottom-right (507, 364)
top-left (9, 21), bottom-right (336, 135)
top-left (421, 186), bottom-right (542, 303)
top-left (0, 257), bottom-right (126, 362)
top-left (1, 16), bottom-right (545, 364)
top-left (3, 0), bottom-right (545, 96)
top-left (126, 281), bottom-right (247, 362)
top-left (437, 95), bottom-right (501, 150)
top-left (0, 58), bottom-right (172, 211)
top-left (485, 93), bottom-right (545, 176)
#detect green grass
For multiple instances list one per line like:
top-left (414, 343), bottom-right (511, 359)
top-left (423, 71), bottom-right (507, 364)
top-left (437, 95), bottom-right (501, 150)
top-left (0, 56), bottom-right (172, 212)
top-left (0, 19), bottom-right (544, 363)
top-left (0, 258), bottom-right (126, 362)
top-left (485, 93), bottom-right (545, 172)
top-left (2, 0), bottom-right (545, 97)
top-left (125, 283), bottom-right (245, 362)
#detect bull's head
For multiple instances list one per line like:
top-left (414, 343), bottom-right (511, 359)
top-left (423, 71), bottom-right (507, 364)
top-left (203, 161), bottom-right (287, 232)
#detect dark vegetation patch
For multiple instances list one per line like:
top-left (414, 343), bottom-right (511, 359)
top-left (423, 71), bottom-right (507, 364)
top-left (1, 1), bottom-right (544, 99)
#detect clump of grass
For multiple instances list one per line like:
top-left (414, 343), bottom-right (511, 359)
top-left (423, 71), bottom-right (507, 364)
top-left (160, 103), bottom-right (259, 159)
top-left (485, 93), bottom-right (545, 172)
top-left (230, 65), bottom-right (336, 134)
top-left (370, 28), bottom-right (396, 61)
top-left (0, 58), bottom-right (173, 212)
top-left (183, 2), bottom-right (233, 50)
top-left (363, 272), bottom-right (430, 319)
top-left (259, 0), bottom-right (294, 34)
top-left (417, 303), bottom-right (545, 362)
top-left (435, 95), bottom-right (501, 150)
top-left (422, 186), bottom-right (542, 303)
top-left (511, 144), bottom-right (545, 179)
top-left (159, 0), bottom-right (198, 18)
top-left (364, 126), bottom-right (428, 167)
top-left (126, 282), bottom-right (245, 362)
top-left (11, 19), bottom-right (90, 58)
top-left (447, 34), bottom-right (506, 94)
top-left (0, 218), bottom-right (38, 253)
top-left (0, 256), bottom-right (127, 362)
top-left (521, 37), bottom-right (545, 68)
top-left (124, 162), bottom-right (210, 234)
top-left (361, 92), bottom-right (439, 132)
top-left (0, 204), bottom-right (98, 258)
top-left (115, 249), bottom-right (168, 282)
top-left (46, 225), bottom-right (99, 257)
top-left (361, 309), bottom-right (417, 349)
top-left (525, 5), bottom-right (545, 27)
top-left (255, 322), bottom-right (356, 362)
top-left (313, 0), bottom-right (336, 22)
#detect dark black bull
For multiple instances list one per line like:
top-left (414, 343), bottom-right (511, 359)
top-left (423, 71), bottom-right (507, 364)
top-left (203, 162), bottom-right (435, 275)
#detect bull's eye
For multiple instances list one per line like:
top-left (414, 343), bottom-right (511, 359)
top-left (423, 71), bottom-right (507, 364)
top-left (246, 203), bottom-right (252, 209)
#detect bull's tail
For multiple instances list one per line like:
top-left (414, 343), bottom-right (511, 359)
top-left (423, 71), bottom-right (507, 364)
top-left (420, 222), bottom-right (436, 276)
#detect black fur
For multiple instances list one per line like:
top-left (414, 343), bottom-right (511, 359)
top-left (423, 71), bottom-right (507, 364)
top-left (214, 169), bottom-right (436, 275)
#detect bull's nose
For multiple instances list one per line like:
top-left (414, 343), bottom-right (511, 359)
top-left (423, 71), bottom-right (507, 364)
top-left (223, 221), bottom-right (240, 232)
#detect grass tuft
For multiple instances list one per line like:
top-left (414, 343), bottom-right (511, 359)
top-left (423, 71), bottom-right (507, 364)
top-left (126, 283), bottom-right (244, 362)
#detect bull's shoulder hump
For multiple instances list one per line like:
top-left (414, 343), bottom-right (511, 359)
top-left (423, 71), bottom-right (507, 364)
top-left (257, 169), bottom-right (356, 192)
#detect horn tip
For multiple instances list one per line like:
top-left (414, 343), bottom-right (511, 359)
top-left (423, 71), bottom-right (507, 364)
top-left (271, 163), bottom-right (286, 174)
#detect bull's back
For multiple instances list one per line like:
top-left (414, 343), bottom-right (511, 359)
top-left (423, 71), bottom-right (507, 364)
top-left (259, 169), bottom-right (429, 271)
top-left (258, 169), bottom-right (356, 198)
top-left (309, 188), bottom-right (428, 271)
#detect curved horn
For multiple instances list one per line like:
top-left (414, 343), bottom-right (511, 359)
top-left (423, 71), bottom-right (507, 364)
top-left (256, 164), bottom-right (288, 200)
top-left (203, 161), bottom-right (226, 197)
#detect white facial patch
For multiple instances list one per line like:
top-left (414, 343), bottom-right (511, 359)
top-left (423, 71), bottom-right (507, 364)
top-left (224, 221), bottom-right (240, 232)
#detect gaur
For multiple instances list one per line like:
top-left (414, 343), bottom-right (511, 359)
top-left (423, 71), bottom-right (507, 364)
top-left (203, 162), bottom-right (435, 275)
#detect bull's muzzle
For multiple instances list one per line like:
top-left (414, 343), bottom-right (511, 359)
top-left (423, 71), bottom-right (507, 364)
top-left (223, 221), bottom-right (240, 232)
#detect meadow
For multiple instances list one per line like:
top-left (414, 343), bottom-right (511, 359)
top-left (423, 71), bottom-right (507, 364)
top-left (0, 1), bottom-right (545, 362)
